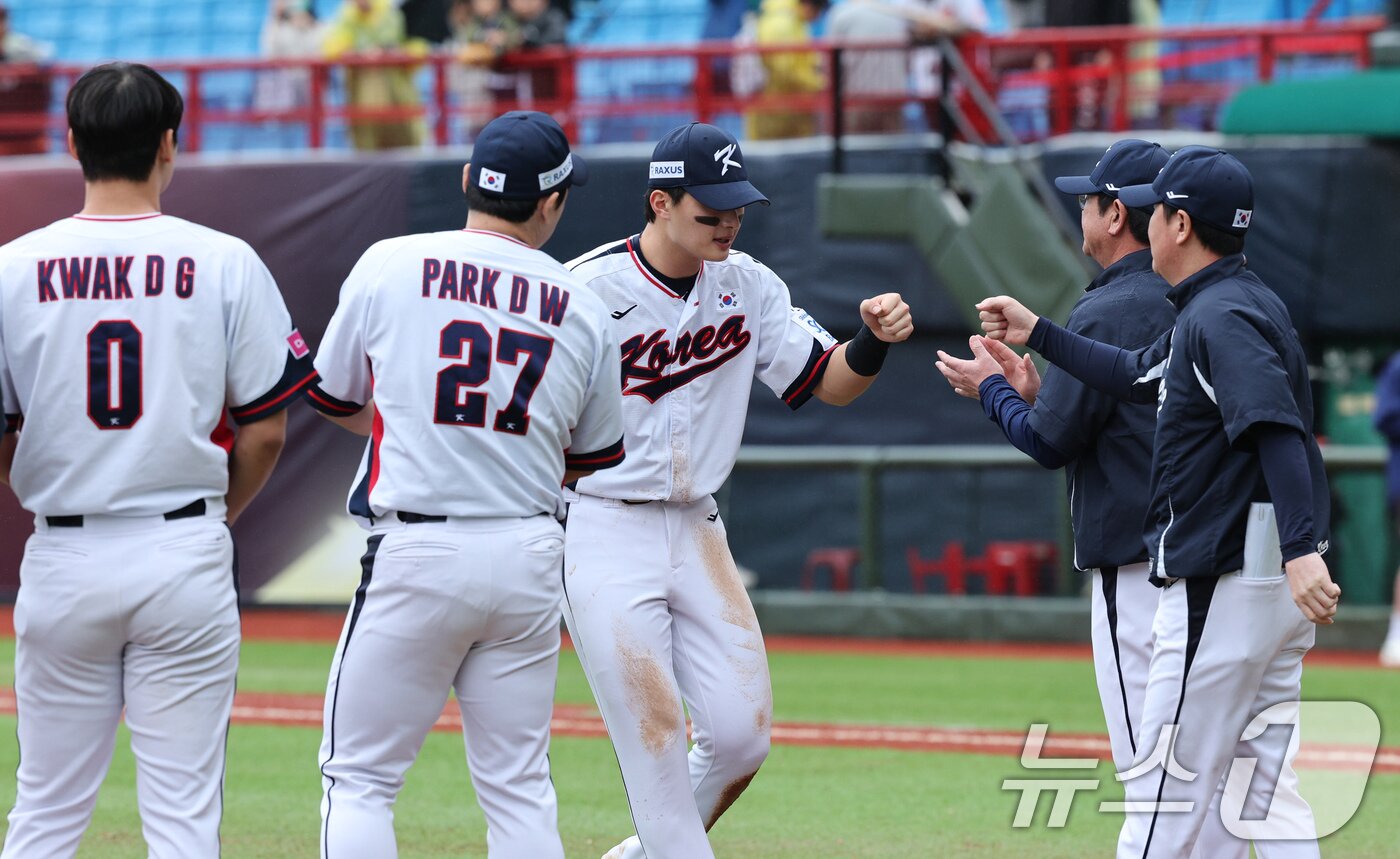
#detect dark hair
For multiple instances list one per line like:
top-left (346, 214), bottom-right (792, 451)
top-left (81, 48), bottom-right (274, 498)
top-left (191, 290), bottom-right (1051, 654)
top-left (643, 186), bottom-right (687, 223)
top-left (465, 182), bottom-right (567, 222)
top-left (1162, 203), bottom-right (1245, 257)
top-left (1096, 194), bottom-right (1151, 245)
top-left (66, 63), bottom-right (183, 183)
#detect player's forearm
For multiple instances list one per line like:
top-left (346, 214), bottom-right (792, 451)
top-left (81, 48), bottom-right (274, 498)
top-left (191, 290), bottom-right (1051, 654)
top-left (563, 468), bottom-right (594, 485)
top-left (0, 433), bottom-right (15, 486)
top-left (976, 376), bottom-right (1071, 469)
top-left (320, 405), bottom-right (376, 436)
top-left (814, 343), bottom-right (877, 406)
top-left (1028, 318), bottom-right (1141, 403)
top-left (1254, 423), bottom-right (1317, 562)
top-left (226, 410), bottom-right (288, 524)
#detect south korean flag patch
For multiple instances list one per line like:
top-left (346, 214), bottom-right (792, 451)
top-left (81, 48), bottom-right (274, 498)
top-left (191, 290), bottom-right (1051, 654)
top-left (478, 167), bottom-right (507, 193)
top-left (1232, 208), bottom-right (1253, 229)
top-left (716, 289), bottom-right (741, 311)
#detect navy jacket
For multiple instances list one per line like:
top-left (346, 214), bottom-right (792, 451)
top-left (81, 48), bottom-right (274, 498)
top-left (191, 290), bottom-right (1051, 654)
top-left (1030, 254), bottom-right (1330, 579)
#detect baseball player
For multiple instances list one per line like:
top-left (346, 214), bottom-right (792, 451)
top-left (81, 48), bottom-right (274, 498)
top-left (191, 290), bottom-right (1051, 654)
top-left (979, 146), bottom-right (1334, 858)
top-left (1374, 350), bottom-right (1400, 668)
top-left (305, 111), bottom-right (625, 859)
top-left (0, 63), bottom-right (312, 858)
top-left (561, 121), bottom-right (912, 859)
top-left (936, 140), bottom-right (1176, 774)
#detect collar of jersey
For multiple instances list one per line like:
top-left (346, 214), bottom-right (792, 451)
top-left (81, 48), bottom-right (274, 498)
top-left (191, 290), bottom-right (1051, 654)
top-left (72, 212), bottom-right (163, 221)
top-left (1086, 247), bottom-right (1154, 293)
top-left (1168, 253), bottom-right (1246, 311)
top-left (626, 235), bottom-right (700, 300)
top-left (462, 228), bottom-right (530, 247)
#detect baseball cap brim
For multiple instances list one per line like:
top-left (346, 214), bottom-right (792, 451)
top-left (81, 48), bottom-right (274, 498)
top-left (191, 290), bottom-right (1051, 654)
top-left (1117, 182), bottom-right (1162, 209)
top-left (1053, 175), bottom-right (1100, 195)
top-left (686, 180), bottom-right (770, 211)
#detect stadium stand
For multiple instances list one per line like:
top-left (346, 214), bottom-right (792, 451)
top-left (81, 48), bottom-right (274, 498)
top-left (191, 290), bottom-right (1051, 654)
top-left (0, 0), bottom-right (1388, 152)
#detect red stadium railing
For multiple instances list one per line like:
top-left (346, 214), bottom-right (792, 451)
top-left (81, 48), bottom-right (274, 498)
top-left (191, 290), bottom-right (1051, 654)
top-left (0, 16), bottom-right (1384, 154)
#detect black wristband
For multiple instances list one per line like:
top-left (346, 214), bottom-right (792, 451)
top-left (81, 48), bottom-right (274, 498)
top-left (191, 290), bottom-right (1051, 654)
top-left (843, 325), bottom-right (891, 376)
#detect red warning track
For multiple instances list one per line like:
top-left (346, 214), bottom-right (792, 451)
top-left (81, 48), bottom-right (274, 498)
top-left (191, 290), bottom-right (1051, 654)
top-left (0, 688), bottom-right (1394, 775)
top-left (0, 607), bottom-right (1390, 667)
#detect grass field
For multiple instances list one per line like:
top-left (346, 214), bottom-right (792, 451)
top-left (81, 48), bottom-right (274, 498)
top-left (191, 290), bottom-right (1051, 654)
top-left (1, 629), bottom-right (1398, 857)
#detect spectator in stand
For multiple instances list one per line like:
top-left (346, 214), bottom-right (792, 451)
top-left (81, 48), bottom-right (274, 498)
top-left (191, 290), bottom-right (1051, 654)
top-left (511, 0), bottom-right (569, 47)
top-left (1042, 0), bottom-right (1132, 129)
top-left (703, 0), bottom-right (752, 96)
top-left (0, 3), bottom-right (48, 64)
top-left (449, 0), bottom-right (522, 136)
top-left (255, 0), bottom-right (325, 115)
top-left (827, 0), bottom-right (911, 134)
top-left (507, 0), bottom-right (567, 102)
top-left (0, 2), bottom-right (52, 155)
top-left (746, 0), bottom-right (830, 141)
top-left (1376, 350), bottom-right (1400, 668)
top-left (323, 0), bottom-right (427, 150)
top-left (402, 0), bottom-right (455, 45)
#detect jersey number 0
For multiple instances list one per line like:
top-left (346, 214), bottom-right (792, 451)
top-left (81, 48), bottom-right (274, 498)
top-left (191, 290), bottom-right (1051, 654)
top-left (87, 320), bottom-right (143, 430)
top-left (434, 320), bottom-right (553, 435)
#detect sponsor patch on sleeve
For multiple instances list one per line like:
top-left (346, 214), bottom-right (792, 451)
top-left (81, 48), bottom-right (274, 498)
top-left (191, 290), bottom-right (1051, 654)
top-left (791, 306), bottom-right (837, 347)
top-left (287, 329), bottom-right (310, 359)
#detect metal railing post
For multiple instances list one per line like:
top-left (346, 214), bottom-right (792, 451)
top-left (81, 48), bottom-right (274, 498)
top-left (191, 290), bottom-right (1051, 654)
top-left (831, 45), bottom-right (845, 175)
top-left (860, 460), bottom-right (882, 589)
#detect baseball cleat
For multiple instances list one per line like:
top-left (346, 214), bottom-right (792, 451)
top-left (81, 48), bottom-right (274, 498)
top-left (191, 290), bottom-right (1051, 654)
top-left (1381, 639), bottom-right (1400, 668)
top-left (601, 834), bottom-right (641, 859)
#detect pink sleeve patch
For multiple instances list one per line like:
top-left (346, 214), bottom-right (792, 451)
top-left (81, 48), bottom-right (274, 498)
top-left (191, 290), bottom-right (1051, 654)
top-left (287, 329), bottom-right (310, 358)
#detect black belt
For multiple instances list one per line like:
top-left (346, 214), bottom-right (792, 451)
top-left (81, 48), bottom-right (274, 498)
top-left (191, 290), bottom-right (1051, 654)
top-left (621, 499), bottom-right (654, 506)
top-left (46, 499), bottom-right (207, 528)
top-left (397, 511), bottom-right (447, 524)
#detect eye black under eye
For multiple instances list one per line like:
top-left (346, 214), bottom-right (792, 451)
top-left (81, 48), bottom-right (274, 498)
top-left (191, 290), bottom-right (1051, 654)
top-left (694, 216), bottom-right (721, 227)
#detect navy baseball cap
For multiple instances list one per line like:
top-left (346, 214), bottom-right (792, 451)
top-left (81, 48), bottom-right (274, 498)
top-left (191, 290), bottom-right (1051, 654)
top-left (647, 122), bottom-right (769, 211)
top-left (1119, 146), bottom-right (1254, 234)
top-left (468, 111), bottom-right (588, 200)
top-left (1053, 139), bottom-right (1169, 204)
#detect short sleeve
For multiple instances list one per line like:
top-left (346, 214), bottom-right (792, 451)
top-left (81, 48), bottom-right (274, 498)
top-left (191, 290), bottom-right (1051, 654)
top-left (305, 251), bottom-right (379, 417)
top-left (225, 250), bottom-right (317, 425)
top-left (1193, 309), bottom-right (1304, 445)
top-left (564, 311), bottom-right (625, 472)
top-left (752, 272), bottom-right (839, 411)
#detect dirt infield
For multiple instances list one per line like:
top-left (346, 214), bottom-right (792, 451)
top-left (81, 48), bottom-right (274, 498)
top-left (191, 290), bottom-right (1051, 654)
top-left (0, 606), bottom-right (1390, 667)
top-left (0, 687), bottom-right (1394, 774)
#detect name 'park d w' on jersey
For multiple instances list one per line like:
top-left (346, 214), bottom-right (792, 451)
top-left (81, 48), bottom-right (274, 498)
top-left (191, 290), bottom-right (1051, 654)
top-left (306, 229), bottom-right (626, 523)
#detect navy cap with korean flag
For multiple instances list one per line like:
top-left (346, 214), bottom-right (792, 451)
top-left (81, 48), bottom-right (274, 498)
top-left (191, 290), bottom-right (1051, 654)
top-left (468, 110), bottom-right (588, 200)
top-left (647, 122), bottom-right (770, 211)
top-left (1052, 138), bottom-right (1169, 205)
top-left (1118, 145), bottom-right (1255, 235)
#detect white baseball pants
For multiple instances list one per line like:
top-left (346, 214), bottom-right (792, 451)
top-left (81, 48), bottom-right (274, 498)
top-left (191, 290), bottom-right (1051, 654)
top-left (562, 494), bottom-right (772, 859)
top-left (317, 514), bottom-right (566, 859)
top-left (1092, 563), bottom-right (1254, 859)
top-left (1117, 570), bottom-right (1318, 859)
top-left (3, 513), bottom-right (239, 859)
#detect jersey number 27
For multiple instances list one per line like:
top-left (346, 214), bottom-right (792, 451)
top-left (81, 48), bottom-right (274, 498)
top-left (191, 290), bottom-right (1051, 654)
top-left (433, 320), bottom-right (553, 436)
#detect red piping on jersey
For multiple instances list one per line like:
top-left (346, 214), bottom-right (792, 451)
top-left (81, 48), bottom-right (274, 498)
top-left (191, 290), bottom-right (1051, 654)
top-left (368, 380), bottom-right (383, 501)
top-left (305, 386), bottom-right (359, 416)
top-left (784, 343), bottom-right (838, 405)
top-left (72, 213), bottom-right (164, 222)
top-left (230, 370), bottom-right (319, 419)
top-left (565, 446), bottom-right (625, 466)
top-left (462, 228), bottom-right (530, 247)
top-left (211, 410), bottom-right (236, 455)
top-left (625, 237), bottom-right (704, 300)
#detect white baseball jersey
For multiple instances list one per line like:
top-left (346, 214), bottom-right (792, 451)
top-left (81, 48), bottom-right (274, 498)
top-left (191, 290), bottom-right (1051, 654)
top-left (307, 228), bottom-right (626, 522)
top-left (566, 236), bottom-right (837, 502)
top-left (0, 213), bottom-right (313, 517)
